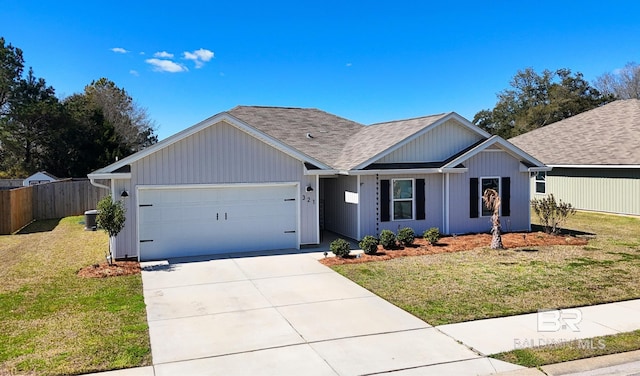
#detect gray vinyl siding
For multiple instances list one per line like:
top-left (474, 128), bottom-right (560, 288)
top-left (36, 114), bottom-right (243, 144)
top-left (114, 120), bottom-right (317, 258)
top-left (378, 119), bottom-right (484, 163)
top-left (534, 168), bottom-right (640, 216)
top-left (322, 176), bottom-right (358, 239)
top-left (359, 174), bottom-right (443, 238)
top-left (449, 150), bottom-right (531, 234)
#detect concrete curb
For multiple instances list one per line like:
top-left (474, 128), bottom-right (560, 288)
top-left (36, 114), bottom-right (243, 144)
top-left (494, 350), bottom-right (640, 375)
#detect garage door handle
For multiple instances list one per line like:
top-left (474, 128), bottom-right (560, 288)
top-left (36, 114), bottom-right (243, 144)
top-left (139, 204), bottom-right (153, 207)
top-left (216, 213), bottom-right (219, 220)
top-left (284, 230), bottom-right (296, 233)
top-left (225, 213), bottom-right (228, 220)
top-left (140, 239), bottom-right (154, 243)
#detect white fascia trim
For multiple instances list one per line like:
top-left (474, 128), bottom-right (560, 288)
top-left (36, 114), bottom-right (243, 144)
top-left (548, 164), bottom-right (640, 169)
top-left (519, 164), bottom-right (553, 173)
top-left (89, 113), bottom-right (332, 175)
top-left (351, 112), bottom-right (490, 171)
top-left (341, 168), bottom-right (442, 175)
top-left (442, 135), bottom-right (546, 169)
top-left (304, 168), bottom-right (340, 176)
top-left (88, 173), bottom-right (131, 180)
top-left (438, 167), bottom-right (469, 174)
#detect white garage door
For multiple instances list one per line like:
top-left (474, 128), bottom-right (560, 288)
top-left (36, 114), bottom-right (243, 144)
top-left (138, 184), bottom-right (298, 260)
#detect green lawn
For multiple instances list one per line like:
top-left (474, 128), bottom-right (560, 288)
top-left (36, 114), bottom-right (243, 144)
top-left (491, 330), bottom-right (640, 368)
top-left (333, 211), bottom-right (640, 326)
top-left (0, 217), bottom-right (150, 375)
top-left (331, 211), bottom-right (640, 366)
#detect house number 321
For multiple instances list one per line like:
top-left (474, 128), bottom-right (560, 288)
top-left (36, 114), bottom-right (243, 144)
top-left (301, 194), bottom-right (315, 204)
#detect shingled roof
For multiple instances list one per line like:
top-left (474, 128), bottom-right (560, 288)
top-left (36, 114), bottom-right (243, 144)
top-left (228, 106), bottom-right (453, 170)
top-left (509, 99), bottom-right (640, 166)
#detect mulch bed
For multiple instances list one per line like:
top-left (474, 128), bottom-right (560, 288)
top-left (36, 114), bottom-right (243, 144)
top-left (319, 232), bottom-right (589, 266)
top-left (76, 232), bottom-right (589, 276)
top-left (78, 261), bottom-right (141, 278)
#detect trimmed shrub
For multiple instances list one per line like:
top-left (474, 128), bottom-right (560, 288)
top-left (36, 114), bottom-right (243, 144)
top-left (330, 238), bottom-right (351, 258)
top-left (397, 227), bottom-right (415, 246)
top-left (359, 235), bottom-right (379, 255)
top-left (423, 227), bottom-right (440, 245)
top-left (379, 229), bottom-right (396, 250)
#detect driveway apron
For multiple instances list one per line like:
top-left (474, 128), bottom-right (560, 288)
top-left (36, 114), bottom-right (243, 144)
top-left (141, 252), bottom-right (522, 375)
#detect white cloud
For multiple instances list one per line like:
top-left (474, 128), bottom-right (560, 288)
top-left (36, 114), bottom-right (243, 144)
top-left (145, 58), bottom-right (188, 73)
top-left (183, 48), bottom-right (214, 68)
top-left (129, 70), bottom-right (139, 76)
top-left (154, 51), bottom-right (174, 58)
top-left (111, 47), bottom-right (129, 54)
top-left (346, 62), bottom-right (352, 67)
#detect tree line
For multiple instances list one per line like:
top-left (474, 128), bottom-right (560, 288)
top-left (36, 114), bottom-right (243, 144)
top-left (473, 63), bottom-right (640, 139)
top-left (0, 37), bottom-right (157, 178)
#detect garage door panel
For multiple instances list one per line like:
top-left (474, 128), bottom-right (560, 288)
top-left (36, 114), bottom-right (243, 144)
top-left (138, 185), bottom-right (298, 260)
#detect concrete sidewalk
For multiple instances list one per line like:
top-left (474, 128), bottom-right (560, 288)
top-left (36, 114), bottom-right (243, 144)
top-left (437, 300), bottom-right (640, 356)
top-left (86, 250), bottom-right (640, 375)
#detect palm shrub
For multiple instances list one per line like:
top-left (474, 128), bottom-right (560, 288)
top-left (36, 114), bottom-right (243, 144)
top-left (330, 238), bottom-right (351, 258)
top-left (531, 194), bottom-right (576, 234)
top-left (397, 227), bottom-right (415, 246)
top-left (359, 235), bottom-right (379, 255)
top-left (379, 229), bottom-right (396, 249)
top-left (423, 227), bottom-right (440, 245)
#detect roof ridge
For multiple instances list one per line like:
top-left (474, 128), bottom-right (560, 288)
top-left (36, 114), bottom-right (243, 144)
top-left (369, 112), bottom-right (450, 126)
top-left (231, 105), bottom-right (318, 111)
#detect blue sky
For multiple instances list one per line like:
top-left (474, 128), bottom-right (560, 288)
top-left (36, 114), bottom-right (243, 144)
top-left (3, 1), bottom-right (639, 140)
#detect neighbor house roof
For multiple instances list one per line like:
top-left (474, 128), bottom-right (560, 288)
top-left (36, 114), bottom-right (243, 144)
top-left (509, 99), bottom-right (640, 166)
top-left (25, 171), bottom-right (58, 180)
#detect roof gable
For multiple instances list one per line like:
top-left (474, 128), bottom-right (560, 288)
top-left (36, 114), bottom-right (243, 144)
top-left (338, 112), bottom-right (491, 170)
top-left (442, 135), bottom-right (547, 170)
top-left (509, 99), bottom-right (640, 166)
top-left (89, 111), bottom-right (332, 176)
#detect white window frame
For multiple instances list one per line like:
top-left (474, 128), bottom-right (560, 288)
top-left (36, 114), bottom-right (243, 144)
top-left (480, 176), bottom-right (501, 217)
top-left (535, 171), bottom-right (546, 194)
top-left (391, 178), bottom-right (415, 221)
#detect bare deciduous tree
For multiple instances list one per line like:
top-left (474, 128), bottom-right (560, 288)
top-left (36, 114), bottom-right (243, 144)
top-left (594, 62), bottom-right (640, 100)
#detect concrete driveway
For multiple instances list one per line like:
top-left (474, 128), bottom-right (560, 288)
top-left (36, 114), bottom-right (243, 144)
top-left (141, 251), bottom-right (521, 375)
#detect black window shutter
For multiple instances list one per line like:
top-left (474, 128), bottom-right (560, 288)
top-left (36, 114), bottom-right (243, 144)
top-left (502, 177), bottom-right (511, 217)
top-left (470, 178), bottom-right (479, 218)
top-left (416, 179), bottom-right (425, 220)
top-left (380, 179), bottom-right (390, 222)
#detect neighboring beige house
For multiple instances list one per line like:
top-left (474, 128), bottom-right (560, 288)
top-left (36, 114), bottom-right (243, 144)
top-left (89, 106), bottom-right (546, 261)
top-left (510, 99), bottom-right (640, 216)
top-left (23, 171), bottom-right (58, 186)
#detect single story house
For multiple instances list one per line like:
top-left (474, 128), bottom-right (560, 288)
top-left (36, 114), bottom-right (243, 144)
top-left (89, 106), bottom-right (547, 261)
top-left (23, 171), bottom-right (58, 186)
top-left (510, 99), bottom-right (640, 216)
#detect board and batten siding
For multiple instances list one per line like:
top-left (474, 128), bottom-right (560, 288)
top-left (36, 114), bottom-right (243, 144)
top-left (113, 120), bottom-right (317, 258)
top-left (359, 174), bottom-right (443, 238)
top-left (535, 168), bottom-right (640, 216)
top-left (448, 150), bottom-right (531, 234)
top-left (378, 119), bottom-right (484, 163)
top-left (321, 176), bottom-right (358, 239)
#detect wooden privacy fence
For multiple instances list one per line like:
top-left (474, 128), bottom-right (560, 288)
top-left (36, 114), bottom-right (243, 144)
top-left (0, 179), bottom-right (109, 234)
top-left (0, 186), bottom-right (33, 235)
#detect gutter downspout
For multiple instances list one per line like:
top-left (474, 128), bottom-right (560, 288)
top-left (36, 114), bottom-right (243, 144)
top-left (89, 177), bottom-right (110, 190)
